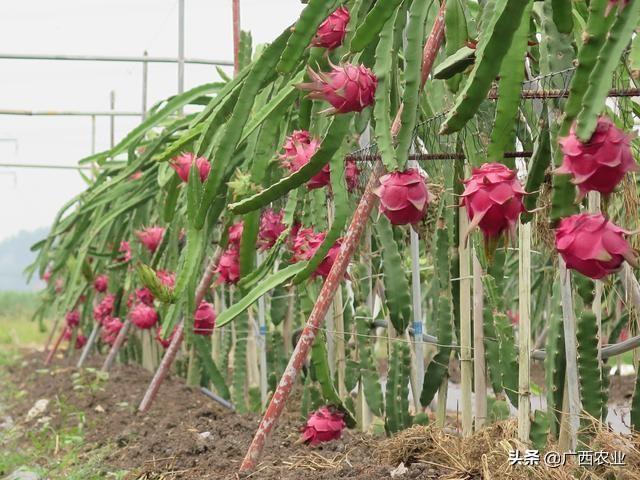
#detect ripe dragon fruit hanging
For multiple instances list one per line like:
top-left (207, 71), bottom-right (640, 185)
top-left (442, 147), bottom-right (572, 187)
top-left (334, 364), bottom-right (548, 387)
top-left (374, 169), bottom-right (431, 225)
top-left (556, 117), bottom-right (637, 200)
top-left (555, 213), bottom-right (637, 280)
top-left (297, 62), bottom-right (377, 114)
top-left (311, 6), bottom-right (350, 50)
top-left (460, 163), bottom-right (526, 247)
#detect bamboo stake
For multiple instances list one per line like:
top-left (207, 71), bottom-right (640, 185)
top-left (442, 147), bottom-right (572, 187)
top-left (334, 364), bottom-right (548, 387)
top-left (44, 325), bottom-right (66, 366)
top-left (334, 286), bottom-right (347, 399)
top-left (101, 319), bottom-right (132, 372)
top-left (559, 258), bottom-right (580, 450)
top-left (359, 226), bottom-right (374, 432)
top-left (436, 366), bottom-right (449, 428)
top-left (77, 322), bottom-right (101, 368)
top-left (518, 222), bottom-right (531, 441)
top-left (257, 254), bottom-right (268, 409)
top-left (472, 252), bottom-right (486, 430)
top-left (239, 4), bottom-right (447, 470)
top-left (458, 210), bottom-right (473, 437)
top-left (410, 229), bottom-right (425, 412)
top-left (589, 192), bottom-right (603, 376)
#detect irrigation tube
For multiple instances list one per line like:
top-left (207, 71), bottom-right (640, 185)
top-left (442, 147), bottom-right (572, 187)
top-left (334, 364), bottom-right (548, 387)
top-left (200, 387), bottom-right (235, 411)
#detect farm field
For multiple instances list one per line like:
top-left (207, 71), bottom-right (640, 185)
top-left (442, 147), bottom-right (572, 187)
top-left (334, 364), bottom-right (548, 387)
top-left (3, 0), bottom-right (640, 479)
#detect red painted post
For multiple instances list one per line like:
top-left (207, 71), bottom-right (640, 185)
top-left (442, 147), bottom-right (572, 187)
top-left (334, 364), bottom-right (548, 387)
top-left (238, 2), bottom-right (447, 472)
top-left (232, 0), bottom-right (241, 75)
top-left (101, 319), bottom-right (133, 372)
top-left (43, 316), bottom-right (61, 355)
top-left (137, 250), bottom-right (222, 413)
top-left (44, 325), bottom-right (66, 366)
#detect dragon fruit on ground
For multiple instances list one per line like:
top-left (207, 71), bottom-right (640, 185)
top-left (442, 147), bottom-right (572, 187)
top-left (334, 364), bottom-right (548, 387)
top-left (301, 406), bottom-right (346, 445)
top-left (130, 303), bottom-right (159, 330)
top-left (170, 152), bottom-right (211, 183)
top-left (311, 6), bottom-right (350, 50)
top-left (297, 63), bottom-right (377, 114)
top-left (193, 301), bottom-right (216, 336)
top-left (374, 169), bottom-right (431, 225)
top-left (556, 117), bottom-right (637, 200)
top-left (555, 213), bottom-right (637, 280)
top-left (460, 163), bottom-right (526, 243)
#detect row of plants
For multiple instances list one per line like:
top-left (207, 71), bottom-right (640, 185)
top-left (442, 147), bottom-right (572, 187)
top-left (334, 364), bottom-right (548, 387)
top-left (31, 0), bottom-right (640, 457)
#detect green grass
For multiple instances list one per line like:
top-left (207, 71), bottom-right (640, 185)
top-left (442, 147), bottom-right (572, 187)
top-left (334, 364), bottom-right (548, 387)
top-left (0, 291), bottom-right (51, 348)
top-left (0, 351), bottom-right (128, 479)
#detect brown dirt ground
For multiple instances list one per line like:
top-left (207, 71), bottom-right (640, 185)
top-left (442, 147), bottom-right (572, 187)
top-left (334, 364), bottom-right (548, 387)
top-left (4, 351), bottom-right (636, 479)
top-left (3, 351), bottom-right (446, 480)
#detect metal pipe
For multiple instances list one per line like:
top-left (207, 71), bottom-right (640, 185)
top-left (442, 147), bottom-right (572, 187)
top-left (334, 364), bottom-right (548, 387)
top-left (200, 387), bottom-right (235, 411)
top-left (142, 51), bottom-right (149, 120)
top-left (90, 116), bottom-right (96, 154)
top-left (178, 0), bottom-right (185, 95)
top-left (101, 319), bottom-right (133, 372)
top-left (76, 323), bottom-right (101, 368)
top-left (0, 162), bottom-right (91, 170)
top-left (109, 91), bottom-right (115, 149)
top-left (0, 109), bottom-right (141, 117)
top-left (0, 52), bottom-right (232, 66)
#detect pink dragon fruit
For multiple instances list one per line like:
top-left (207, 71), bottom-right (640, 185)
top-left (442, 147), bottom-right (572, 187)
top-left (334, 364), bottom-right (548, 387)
top-left (345, 159), bottom-right (360, 192)
top-left (101, 317), bottom-right (123, 346)
top-left (311, 6), bottom-right (350, 50)
top-left (55, 278), bottom-right (64, 294)
top-left (291, 228), bottom-right (342, 278)
top-left (460, 163), bottom-right (526, 242)
top-left (42, 270), bottom-right (52, 283)
top-left (216, 247), bottom-right (241, 284)
top-left (130, 303), bottom-right (159, 330)
top-left (279, 130), bottom-right (330, 190)
top-left (555, 213), bottom-right (638, 279)
top-left (93, 274), bottom-right (109, 293)
top-left (156, 270), bottom-right (176, 289)
top-left (170, 152), bottom-right (211, 183)
top-left (93, 294), bottom-right (115, 325)
top-left (606, 0), bottom-right (630, 15)
top-left (63, 328), bottom-right (86, 350)
top-left (298, 63), bottom-right (377, 114)
top-left (193, 301), bottom-right (216, 336)
top-left (228, 221), bottom-right (244, 247)
top-left (135, 287), bottom-right (154, 306)
top-left (374, 169), bottom-right (431, 225)
top-left (556, 117), bottom-right (637, 200)
top-left (155, 325), bottom-right (177, 349)
top-left (258, 209), bottom-right (286, 251)
top-left (301, 406), bottom-right (346, 445)
top-left (66, 310), bottom-right (80, 328)
top-left (117, 241), bottom-right (132, 263)
top-left (135, 226), bottom-right (165, 253)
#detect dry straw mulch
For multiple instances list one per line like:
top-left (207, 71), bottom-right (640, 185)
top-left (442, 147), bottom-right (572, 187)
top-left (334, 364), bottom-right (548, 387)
top-left (377, 419), bottom-right (640, 480)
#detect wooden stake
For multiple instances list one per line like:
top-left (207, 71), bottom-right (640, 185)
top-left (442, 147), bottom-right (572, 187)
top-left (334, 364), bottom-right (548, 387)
top-left (559, 258), bottom-right (580, 450)
top-left (459, 210), bottom-right (473, 437)
top-left (472, 251), bottom-right (487, 430)
top-left (518, 222), bottom-right (531, 441)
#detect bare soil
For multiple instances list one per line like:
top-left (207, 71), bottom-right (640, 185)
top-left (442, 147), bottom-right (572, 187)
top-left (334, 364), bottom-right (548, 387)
top-left (4, 351), bottom-right (445, 479)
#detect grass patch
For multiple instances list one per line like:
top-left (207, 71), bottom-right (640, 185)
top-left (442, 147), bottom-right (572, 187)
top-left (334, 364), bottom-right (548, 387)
top-left (0, 291), bottom-right (51, 348)
top-left (0, 354), bottom-right (127, 479)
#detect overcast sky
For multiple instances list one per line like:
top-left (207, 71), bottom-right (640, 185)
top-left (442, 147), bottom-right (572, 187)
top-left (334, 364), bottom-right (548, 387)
top-left (0, 0), bottom-right (304, 242)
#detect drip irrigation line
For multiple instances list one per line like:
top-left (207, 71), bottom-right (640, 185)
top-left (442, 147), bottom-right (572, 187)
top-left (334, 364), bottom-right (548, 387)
top-left (0, 52), bottom-right (233, 66)
top-left (200, 387), bottom-right (235, 411)
top-left (0, 163), bottom-right (92, 171)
